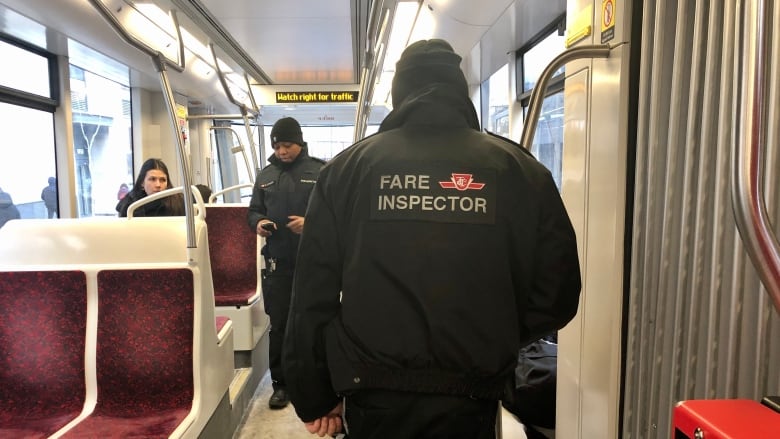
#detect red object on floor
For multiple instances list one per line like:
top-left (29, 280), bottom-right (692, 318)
top-left (672, 399), bottom-right (780, 438)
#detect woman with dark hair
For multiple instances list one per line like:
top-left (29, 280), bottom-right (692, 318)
top-left (115, 158), bottom-right (185, 217)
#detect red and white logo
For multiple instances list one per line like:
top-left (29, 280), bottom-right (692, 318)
top-left (439, 173), bottom-right (485, 191)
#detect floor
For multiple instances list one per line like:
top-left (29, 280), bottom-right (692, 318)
top-left (233, 371), bottom-right (316, 439)
top-left (233, 371), bottom-right (533, 439)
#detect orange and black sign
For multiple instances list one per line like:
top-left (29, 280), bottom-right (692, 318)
top-left (275, 91), bottom-right (358, 103)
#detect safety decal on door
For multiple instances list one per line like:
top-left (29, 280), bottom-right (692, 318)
top-left (601, 0), bottom-right (616, 44)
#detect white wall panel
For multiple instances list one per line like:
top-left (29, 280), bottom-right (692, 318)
top-left (557, 0), bottom-right (633, 437)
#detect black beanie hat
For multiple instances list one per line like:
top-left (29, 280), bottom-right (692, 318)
top-left (270, 117), bottom-right (305, 146)
top-left (391, 39), bottom-right (469, 107)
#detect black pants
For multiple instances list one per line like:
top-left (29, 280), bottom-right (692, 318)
top-left (343, 390), bottom-right (497, 439)
top-left (262, 269), bottom-right (293, 389)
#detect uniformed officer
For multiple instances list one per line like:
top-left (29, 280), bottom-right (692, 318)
top-left (283, 39), bottom-right (581, 438)
top-left (247, 116), bottom-right (324, 409)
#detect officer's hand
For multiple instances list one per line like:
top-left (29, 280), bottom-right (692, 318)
top-left (257, 220), bottom-right (275, 237)
top-left (287, 215), bottom-right (305, 235)
top-left (303, 402), bottom-right (343, 437)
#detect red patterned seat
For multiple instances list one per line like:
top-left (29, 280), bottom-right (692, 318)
top-left (0, 271), bottom-right (87, 439)
top-left (205, 206), bottom-right (259, 307)
top-left (62, 268), bottom-right (194, 438)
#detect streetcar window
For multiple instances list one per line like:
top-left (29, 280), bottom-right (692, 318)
top-left (529, 91), bottom-right (564, 189)
top-left (516, 17), bottom-right (566, 191)
top-left (485, 64), bottom-right (510, 139)
top-left (0, 39), bottom-right (51, 98)
top-left (0, 35), bottom-right (58, 221)
top-left (521, 30), bottom-right (566, 94)
top-left (68, 40), bottom-right (133, 217)
top-left (0, 102), bottom-right (56, 220)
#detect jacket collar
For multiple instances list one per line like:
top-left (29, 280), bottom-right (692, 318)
top-left (268, 147), bottom-right (310, 169)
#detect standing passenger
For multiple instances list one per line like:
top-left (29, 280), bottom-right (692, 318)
top-left (0, 187), bottom-right (21, 228)
top-left (282, 39), bottom-right (582, 438)
top-left (116, 158), bottom-right (185, 217)
top-left (247, 117), bottom-right (324, 409)
top-left (41, 177), bottom-right (57, 218)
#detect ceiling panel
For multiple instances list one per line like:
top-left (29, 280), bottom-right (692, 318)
top-left (197, 0), bottom-right (356, 85)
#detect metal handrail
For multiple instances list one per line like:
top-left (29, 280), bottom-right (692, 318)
top-left (732, 0), bottom-right (780, 314)
top-left (88, 0), bottom-right (185, 73)
top-left (88, 0), bottom-right (196, 253)
top-left (210, 43), bottom-right (261, 176)
top-left (520, 44), bottom-right (614, 148)
top-left (210, 126), bottom-right (254, 183)
top-left (127, 185), bottom-right (206, 221)
top-left (209, 183), bottom-right (254, 203)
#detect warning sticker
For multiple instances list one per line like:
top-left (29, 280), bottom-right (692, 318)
top-left (601, 0), bottom-right (616, 44)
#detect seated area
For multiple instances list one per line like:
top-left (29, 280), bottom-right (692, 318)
top-left (205, 203), bottom-right (268, 354)
top-left (62, 268), bottom-right (195, 438)
top-left (0, 270), bottom-right (87, 439)
top-left (0, 217), bottom-right (234, 439)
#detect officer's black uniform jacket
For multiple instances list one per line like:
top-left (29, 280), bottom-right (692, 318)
top-left (247, 149), bottom-right (323, 265)
top-left (283, 84), bottom-right (582, 422)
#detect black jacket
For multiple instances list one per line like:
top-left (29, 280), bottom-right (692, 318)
top-left (247, 149), bottom-right (324, 263)
top-left (283, 85), bottom-right (582, 422)
top-left (115, 189), bottom-right (185, 217)
top-left (0, 192), bottom-right (20, 228)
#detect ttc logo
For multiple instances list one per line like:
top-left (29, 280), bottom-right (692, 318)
top-left (439, 173), bottom-right (485, 191)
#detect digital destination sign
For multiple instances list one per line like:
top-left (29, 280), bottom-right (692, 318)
top-left (275, 91), bottom-right (359, 103)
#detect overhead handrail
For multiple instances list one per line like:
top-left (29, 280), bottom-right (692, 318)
top-left (731, 0), bottom-right (780, 314)
top-left (210, 43), bottom-right (261, 176)
top-left (520, 44), bottom-right (615, 148)
top-left (88, 0), bottom-right (197, 253)
top-left (188, 114), bottom-right (249, 120)
top-left (87, 0), bottom-right (186, 73)
top-left (210, 126), bottom-right (254, 184)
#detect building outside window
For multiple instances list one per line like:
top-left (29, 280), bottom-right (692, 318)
top-left (69, 39), bottom-right (133, 217)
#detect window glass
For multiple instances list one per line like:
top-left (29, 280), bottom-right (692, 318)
top-left (0, 39), bottom-right (51, 97)
top-left (520, 20), bottom-right (566, 191)
top-left (70, 63), bottom-right (133, 217)
top-left (486, 64), bottom-right (509, 137)
top-left (0, 102), bottom-right (56, 221)
top-left (522, 31), bottom-right (566, 93)
top-left (529, 91), bottom-right (564, 189)
top-left (208, 124), bottom-right (251, 201)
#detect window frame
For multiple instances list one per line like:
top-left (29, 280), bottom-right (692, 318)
top-left (515, 15), bottom-right (566, 107)
top-left (0, 33), bottom-right (59, 112)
